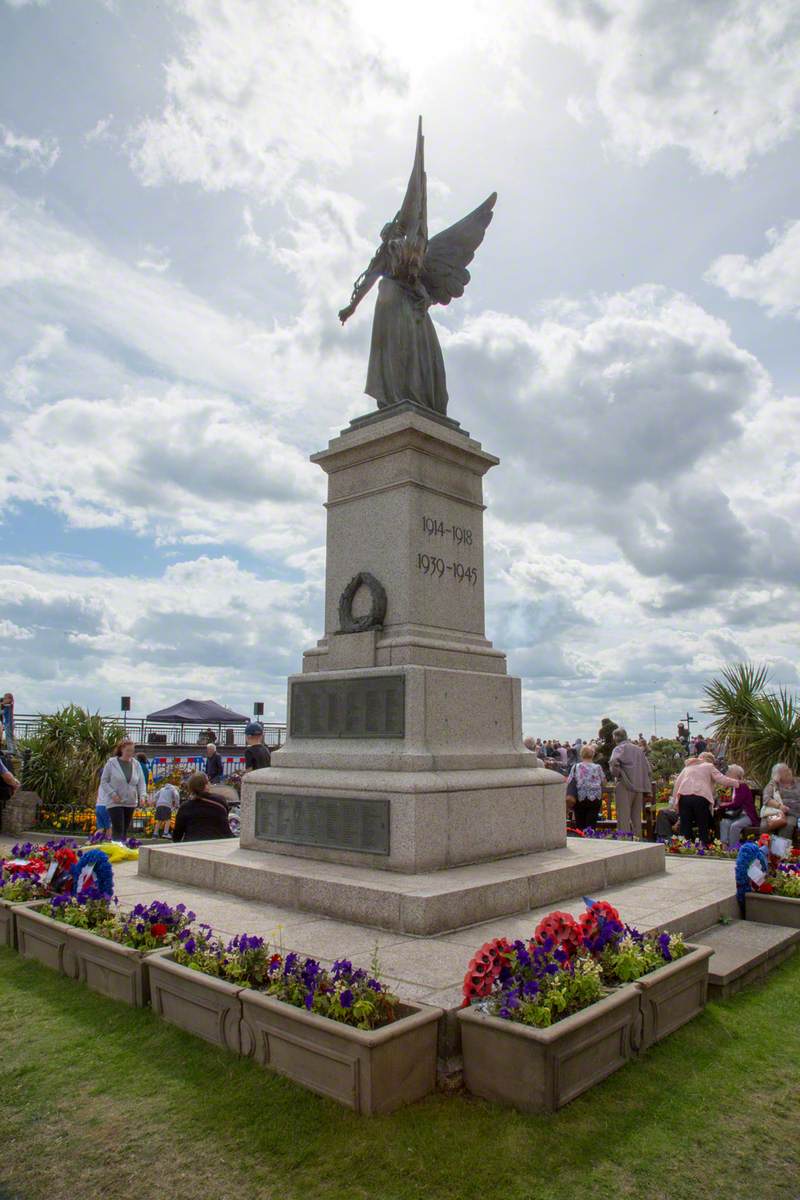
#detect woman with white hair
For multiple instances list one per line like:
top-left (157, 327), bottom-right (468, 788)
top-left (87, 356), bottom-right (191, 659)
top-left (671, 751), bottom-right (739, 845)
top-left (759, 763), bottom-right (800, 840)
top-left (204, 742), bottom-right (224, 784)
top-left (716, 765), bottom-right (758, 849)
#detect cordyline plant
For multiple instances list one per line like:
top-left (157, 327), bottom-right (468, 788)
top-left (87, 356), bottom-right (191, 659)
top-left (703, 662), bottom-right (800, 783)
top-left (462, 899), bottom-right (687, 1028)
top-left (172, 931), bottom-right (399, 1030)
top-left (21, 704), bottom-right (124, 809)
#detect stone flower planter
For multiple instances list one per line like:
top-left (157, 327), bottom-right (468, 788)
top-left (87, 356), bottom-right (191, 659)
top-left (458, 984), bottom-right (640, 1113)
top-left (458, 946), bottom-right (713, 1112)
top-left (148, 953), bottom-right (245, 1054)
top-left (15, 903), bottom-right (78, 978)
top-left (0, 897), bottom-right (44, 949)
top-left (240, 990), bottom-right (442, 1115)
top-left (746, 892), bottom-right (800, 929)
top-left (636, 944), bottom-right (712, 1051)
top-left (14, 903), bottom-right (165, 1005)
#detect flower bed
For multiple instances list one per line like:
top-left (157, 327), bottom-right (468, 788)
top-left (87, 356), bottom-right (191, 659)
top-left (660, 836), bottom-right (738, 859)
top-left (151, 932), bottom-right (441, 1113)
top-left (0, 840), bottom-right (82, 947)
top-left (567, 827), bottom-right (637, 841)
top-left (457, 900), bottom-right (709, 1111)
top-left (16, 894), bottom-right (195, 1005)
top-left (744, 851), bottom-right (800, 927)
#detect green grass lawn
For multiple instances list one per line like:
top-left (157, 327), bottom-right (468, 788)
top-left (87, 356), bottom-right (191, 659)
top-left (1, 945), bottom-right (798, 1200)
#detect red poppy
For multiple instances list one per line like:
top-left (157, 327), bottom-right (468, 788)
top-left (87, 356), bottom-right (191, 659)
top-left (150, 923), bottom-right (168, 938)
top-left (270, 953), bottom-right (282, 966)
top-left (578, 899), bottom-right (621, 942)
top-left (54, 847), bottom-right (78, 870)
top-left (757, 881), bottom-right (774, 894)
top-left (461, 937), bottom-right (512, 1006)
top-left (534, 911), bottom-right (583, 957)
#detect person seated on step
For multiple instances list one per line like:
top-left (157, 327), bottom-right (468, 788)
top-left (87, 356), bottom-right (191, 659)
top-left (716, 765), bottom-right (758, 849)
top-left (172, 772), bottom-right (233, 843)
top-left (759, 763), bottom-right (800, 841)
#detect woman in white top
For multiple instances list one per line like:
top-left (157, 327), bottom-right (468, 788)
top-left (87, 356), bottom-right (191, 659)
top-left (568, 744), bottom-right (606, 830)
top-left (97, 737), bottom-right (147, 840)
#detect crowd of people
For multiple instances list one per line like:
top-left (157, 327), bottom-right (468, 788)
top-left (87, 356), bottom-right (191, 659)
top-left (525, 728), bottom-right (799, 851)
top-left (94, 720), bottom-right (272, 843)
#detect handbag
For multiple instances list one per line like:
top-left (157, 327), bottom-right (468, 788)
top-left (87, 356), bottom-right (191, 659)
top-left (565, 771), bottom-right (578, 805)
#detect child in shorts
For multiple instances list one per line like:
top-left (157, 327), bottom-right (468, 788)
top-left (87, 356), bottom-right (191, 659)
top-left (94, 801), bottom-right (112, 840)
top-left (153, 782), bottom-right (180, 839)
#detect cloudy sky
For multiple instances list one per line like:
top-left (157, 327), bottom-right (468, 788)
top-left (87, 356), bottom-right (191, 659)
top-left (1, 0), bottom-right (798, 738)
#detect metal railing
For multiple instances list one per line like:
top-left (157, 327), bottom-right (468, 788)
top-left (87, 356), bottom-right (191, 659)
top-left (11, 714), bottom-right (287, 749)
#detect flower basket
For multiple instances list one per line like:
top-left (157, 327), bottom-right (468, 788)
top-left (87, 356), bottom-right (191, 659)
top-left (745, 892), bottom-right (800, 929)
top-left (458, 983), bottom-right (641, 1112)
top-left (148, 952), bottom-right (245, 1054)
top-left (14, 903), bottom-right (168, 1005)
top-left (239, 990), bottom-right (442, 1115)
top-left (635, 944), bottom-right (712, 1050)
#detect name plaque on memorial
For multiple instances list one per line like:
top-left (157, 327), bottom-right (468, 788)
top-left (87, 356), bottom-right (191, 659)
top-left (289, 674), bottom-right (405, 739)
top-left (255, 791), bottom-right (390, 855)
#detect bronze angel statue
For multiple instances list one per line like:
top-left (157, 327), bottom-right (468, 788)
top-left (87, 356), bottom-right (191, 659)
top-left (339, 118), bottom-right (496, 416)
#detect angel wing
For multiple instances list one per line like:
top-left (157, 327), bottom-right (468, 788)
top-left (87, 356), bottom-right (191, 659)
top-left (421, 192), bottom-right (497, 306)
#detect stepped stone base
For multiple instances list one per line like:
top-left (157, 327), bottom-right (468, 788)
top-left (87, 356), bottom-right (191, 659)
top-left (137, 837), bottom-right (665, 936)
top-left (698, 920), bottom-right (800, 999)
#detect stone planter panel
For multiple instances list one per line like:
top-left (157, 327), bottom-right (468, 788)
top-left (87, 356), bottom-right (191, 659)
top-left (240, 991), bottom-right (441, 1115)
top-left (0, 898), bottom-right (18, 948)
top-left (746, 892), bottom-right (800, 929)
top-left (458, 986), bottom-right (640, 1113)
top-left (15, 904), bottom-right (77, 979)
top-left (63, 923), bottom-right (164, 1007)
top-left (148, 954), bottom-right (244, 1054)
top-left (635, 944), bottom-right (712, 1051)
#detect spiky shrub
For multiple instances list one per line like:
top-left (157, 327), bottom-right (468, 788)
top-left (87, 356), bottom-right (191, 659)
top-left (20, 705), bottom-right (124, 809)
top-left (703, 663), bottom-right (799, 784)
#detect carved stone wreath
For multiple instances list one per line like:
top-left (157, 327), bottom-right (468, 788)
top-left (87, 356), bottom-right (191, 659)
top-left (338, 572), bottom-right (387, 633)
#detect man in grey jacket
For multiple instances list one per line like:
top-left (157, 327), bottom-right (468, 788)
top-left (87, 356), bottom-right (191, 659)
top-left (609, 727), bottom-right (652, 836)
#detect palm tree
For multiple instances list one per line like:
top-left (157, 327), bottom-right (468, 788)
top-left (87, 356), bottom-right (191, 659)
top-left (703, 663), bottom-right (799, 783)
top-left (21, 705), bottom-right (124, 808)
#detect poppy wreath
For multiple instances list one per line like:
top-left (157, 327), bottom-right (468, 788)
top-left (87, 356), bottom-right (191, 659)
top-left (577, 898), bottom-right (621, 943)
top-left (461, 937), bottom-right (512, 1006)
top-left (69, 848), bottom-right (114, 898)
top-left (533, 910), bottom-right (583, 958)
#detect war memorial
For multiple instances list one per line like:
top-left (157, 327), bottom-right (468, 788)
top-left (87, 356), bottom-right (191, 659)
top-left (139, 124), bottom-right (663, 940)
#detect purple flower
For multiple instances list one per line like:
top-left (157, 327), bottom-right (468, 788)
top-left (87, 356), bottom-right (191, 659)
top-left (183, 938), bottom-right (196, 955)
top-left (339, 988), bottom-right (353, 1009)
top-left (657, 932), bottom-right (672, 962)
top-left (367, 978), bottom-right (382, 992)
top-left (304, 990), bottom-right (314, 1010)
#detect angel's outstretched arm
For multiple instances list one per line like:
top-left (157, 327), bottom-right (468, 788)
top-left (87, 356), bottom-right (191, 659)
top-left (339, 246), bottom-right (386, 324)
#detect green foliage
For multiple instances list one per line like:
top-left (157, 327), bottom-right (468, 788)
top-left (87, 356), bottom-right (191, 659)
top-left (20, 705), bottom-right (124, 808)
top-left (595, 716), bottom-right (619, 770)
top-left (703, 662), bottom-right (800, 783)
top-left (647, 738), bottom-right (686, 783)
top-left (772, 870), bottom-right (800, 899)
top-left (517, 957), bottom-right (604, 1028)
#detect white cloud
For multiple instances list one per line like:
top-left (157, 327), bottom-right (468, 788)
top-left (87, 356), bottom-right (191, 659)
top-left (129, 0), bottom-right (406, 198)
top-left (135, 243), bottom-right (171, 273)
top-left (238, 205), bottom-right (264, 251)
top-left (535, 0), bottom-right (800, 175)
top-left (706, 220), bottom-right (800, 317)
top-left (0, 122), bottom-right (59, 172)
top-left (83, 114), bottom-right (115, 145)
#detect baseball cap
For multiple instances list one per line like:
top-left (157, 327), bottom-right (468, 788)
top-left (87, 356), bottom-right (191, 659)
top-left (245, 721), bottom-right (264, 736)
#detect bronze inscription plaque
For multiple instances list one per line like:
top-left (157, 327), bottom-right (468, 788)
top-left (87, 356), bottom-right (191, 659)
top-left (255, 792), bottom-right (390, 855)
top-left (289, 674), bottom-right (405, 739)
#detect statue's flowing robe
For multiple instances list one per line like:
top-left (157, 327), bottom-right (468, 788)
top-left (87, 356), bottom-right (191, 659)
top-left (365, 277), bottom-right (448, 415)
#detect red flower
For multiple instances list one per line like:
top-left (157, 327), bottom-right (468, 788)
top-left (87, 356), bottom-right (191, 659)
top-left (150, 923), bottom-right (168, 938)
top-left (270, 953), bottom-right (282, 966)
top-left (54, 847), bottom-right (78, 870)
top-left (461, 937), bottom-right (512, 1006)
top-left (757, 881), bottom-right (774, 894)
top-left (566, 826), bottom-right (585, 837)
top-left (578, 899), bottom-right (622, 942)
top-left (534, 911), bottom-right (583, 958)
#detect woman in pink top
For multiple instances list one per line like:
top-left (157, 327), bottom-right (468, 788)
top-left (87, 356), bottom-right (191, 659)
top-left (672, 752), bottom-right (739, 845)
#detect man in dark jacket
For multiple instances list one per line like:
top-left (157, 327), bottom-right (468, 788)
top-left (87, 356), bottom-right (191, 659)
top-left (243, 721), bottom-right (271, 772)
top-left (205, 742), bottom-right (224, 783)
